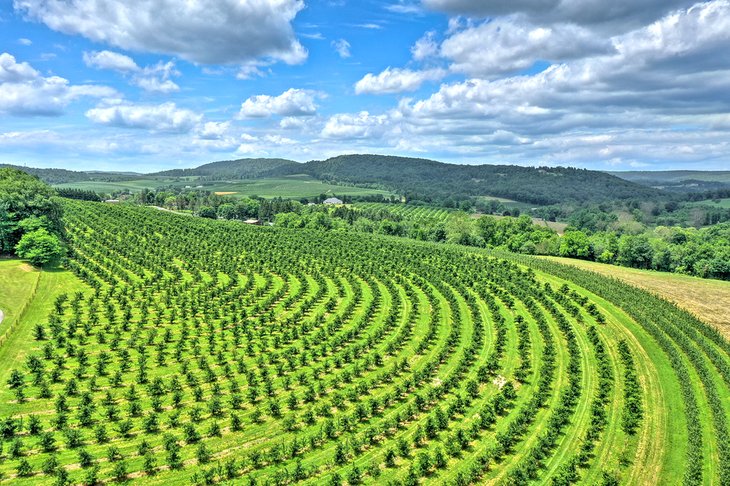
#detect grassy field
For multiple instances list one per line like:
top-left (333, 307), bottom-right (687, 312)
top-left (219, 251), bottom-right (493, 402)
top-left (540, 256), bottom-right (730, 337)
top-left (0, 259), bottom-right (89, 388)
top-left (55, 175), bottom-right (394, 199)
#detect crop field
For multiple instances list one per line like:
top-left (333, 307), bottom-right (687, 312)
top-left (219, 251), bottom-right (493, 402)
top-left (539, 256), bottom-right (730, 338)
top-left (54, 175), bottom-right (393, 199)
top-left (0, 201), bottom-right (728, 485)
top-left (354, 203), bottom-right (456, 223)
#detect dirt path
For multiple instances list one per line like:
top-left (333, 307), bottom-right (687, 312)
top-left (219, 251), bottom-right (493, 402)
top-left (0, 309), bottom-right (3, 325)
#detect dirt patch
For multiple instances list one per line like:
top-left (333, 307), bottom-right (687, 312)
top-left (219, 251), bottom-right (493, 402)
top-left (18, 263), bottom-right (34, 272)
top-left (492, 375), bottom-right (507, 389)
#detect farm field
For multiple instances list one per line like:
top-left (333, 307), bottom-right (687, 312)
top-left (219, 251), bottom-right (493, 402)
top-left (0, 201), bottom-right (728, 485)
top-left (353, 203), bottom-right (455, 224)
top-left (539, 256), bottom-right (730, 338)
top-left (353, 203), bottom-right (567, 234)
top-left (54, 175), bottom-right (393, 199)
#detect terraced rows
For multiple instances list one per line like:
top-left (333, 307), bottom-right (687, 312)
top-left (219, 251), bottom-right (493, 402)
top-left (353, 203), bottom-right (455, 224)
top-left (0, 200), bottom-right (728, 485)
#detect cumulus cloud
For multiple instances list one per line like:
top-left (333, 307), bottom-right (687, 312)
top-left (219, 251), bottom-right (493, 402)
top-left (441, 19), bottom-right (613, 76)
top-left (0, 52), bottom-right (39, 82)
top-left (411, 31), bottom-right (439, 61)
top-left (355, 67), bottom-right (446, 94)
top-left (321, 111), bottom-right (390, 139)
top-left (332, 39), bottom-right (351, 58)
top-left (239, 88), bottom-right (323, 117)
top-left (196, 121), bottom-right (231, 140)
top-left (14, 0), bottom-right (307, 65)
top-left (0, 52), bottom-right (114, 115)
top-left (84, 50), bottom-right (139, 72)
top-left (84, 51), bottom-right (180, 93)
top-left (421, 0), bottom-right (694, 31)
top-left (317, 1), bottom-right (730, 167)
top-left (86, 102), bottom-right (203, 132)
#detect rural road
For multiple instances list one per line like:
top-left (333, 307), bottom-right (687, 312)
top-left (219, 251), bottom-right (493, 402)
top-left (0, 309), bottom-right (4, 325)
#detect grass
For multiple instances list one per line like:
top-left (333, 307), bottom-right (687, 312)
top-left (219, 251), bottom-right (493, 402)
top-left (54, 175), bottom-right (394, 199)
top-left (0, 259), bottom-right (89, 388)
top-left (539, 256), bottom-right (730, 338)
top-left (0, 259), bottom-right (39, 328)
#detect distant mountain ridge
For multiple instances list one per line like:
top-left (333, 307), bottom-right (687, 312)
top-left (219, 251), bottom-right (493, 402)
top-left (610, 170), bottom-right (730, 192)
top-left (151, 158), bottom-right (299, 179)
top-left (5, 155), bottom-right (666, 205)
top-left (0, 164), bottom-right (140, 185)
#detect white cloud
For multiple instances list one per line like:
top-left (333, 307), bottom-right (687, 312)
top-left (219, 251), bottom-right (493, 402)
top-left (386, 2), bottom-right (424, 15)
top-left (0, 52), bottom-right (39, 82)
top-left (83, 50), bottom-right (139, 72)
top-left (332, 39), bottom-right (351, 58)
top-left (15, 0), bottom-right (307, 65)
top-left (440, 18), bottom-right (613, 76)
top-left (196, 121), bottom-right (231, 140)
top-left (321, 111), bottom-right (390, 139)
top-left (132, 61), bottom-right (180, 93)
top-left (18, 38), bottom-right (32, 46)
top-left (355, 67), bottom-right (446, 94)
top-left (86, 102), bottom-right (203, 132)
top-left (411, 31), bottom-right (439, 61)
top-left (421, 0), bottom-right (693, 31)
top-left (280, 116), bottom-right (307, 129)
top-left (239, 88), bottom-right (322, 117)
top-left (0, 52), bottom-right (114, 116)
top-left (83, 51), bottom-right (180, 93)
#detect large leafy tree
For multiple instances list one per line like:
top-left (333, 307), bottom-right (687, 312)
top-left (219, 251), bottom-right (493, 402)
top-left (15, 229), bottom-right (64, 267)
top-left (0, 168), bottom-right (63, 253)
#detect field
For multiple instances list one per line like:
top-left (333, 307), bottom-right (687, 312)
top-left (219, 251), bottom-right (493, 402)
top-left (54, 175), bottom-right (393, 199)
top-left (0, 201), bottom-right (728, 485)
top-left (539, 256), bottom-right (730, 338)
top-left (354, 203), bottom-right (455, 224)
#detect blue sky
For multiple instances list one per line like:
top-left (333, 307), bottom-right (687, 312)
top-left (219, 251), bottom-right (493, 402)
top-left (1, 0), bottom-right (730, 172)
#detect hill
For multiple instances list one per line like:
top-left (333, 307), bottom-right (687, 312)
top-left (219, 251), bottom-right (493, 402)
top-left (281, 154), bottom-right (663, 205)
top-left (6, 155), bottom-right (666, 206)
top-left (609, 170), bottom-right (730, 192)
top-left (151, 158), bottom-right (300, 179)
top-left (0, 164), bottom-right (140, 185)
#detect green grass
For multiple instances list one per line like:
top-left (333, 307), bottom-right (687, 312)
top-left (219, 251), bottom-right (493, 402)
top-left (55, 175), bottom-right (394, 199)
top-left (0, 259), bottom-right (89, 390)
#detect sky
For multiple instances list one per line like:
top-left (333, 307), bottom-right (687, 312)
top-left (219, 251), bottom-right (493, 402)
top-left (1, 0), bottom-right (730, 172)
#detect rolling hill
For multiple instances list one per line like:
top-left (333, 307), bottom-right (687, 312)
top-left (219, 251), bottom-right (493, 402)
top-left (6, 155), bottom-right (664, 206)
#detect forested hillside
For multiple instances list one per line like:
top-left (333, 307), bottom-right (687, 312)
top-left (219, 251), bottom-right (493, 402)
top-left (280, 155), bottom-right (662, 205)
top-left (0, 165), bottom-right (138, 185)
top-left (152, 158), bottom-right (299, 179)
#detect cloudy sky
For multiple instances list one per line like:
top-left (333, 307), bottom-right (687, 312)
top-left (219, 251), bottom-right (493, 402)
top-left (2, 0), bottom-right (730, 171)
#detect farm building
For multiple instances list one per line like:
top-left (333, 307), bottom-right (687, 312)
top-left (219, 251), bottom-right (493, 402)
top-left (244, 219), bottom-right (262, 225)
top-left (323, 197), bottom-right (343, 205)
